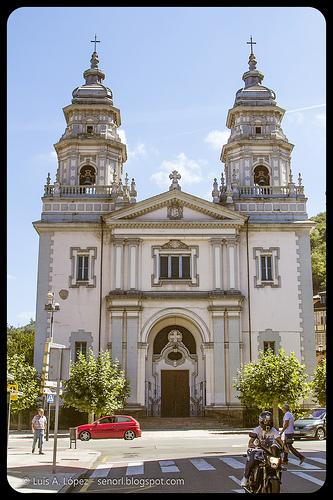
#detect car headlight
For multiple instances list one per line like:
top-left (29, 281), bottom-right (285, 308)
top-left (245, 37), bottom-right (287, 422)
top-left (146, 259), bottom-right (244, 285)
top-left (269, 457), bottom-right (280, 469)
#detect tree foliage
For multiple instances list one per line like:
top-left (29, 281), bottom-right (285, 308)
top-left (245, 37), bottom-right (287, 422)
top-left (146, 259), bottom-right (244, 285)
top-left (7, 320), bottom-right (35, 366)
top-left (62, 349), bottom-right (130, 421)
top-left (311, 358), bottom-right (326, 407)
top-left (310, 212), bottom-right (326, 294)
top-left (7, 354), bottom-right (40, 413)
top-left (233, 349), bottom-right (310, 426)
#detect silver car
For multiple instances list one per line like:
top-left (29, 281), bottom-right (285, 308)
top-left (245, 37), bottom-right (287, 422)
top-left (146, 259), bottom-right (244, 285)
top-left (293, 408), bottom-right (326, 440)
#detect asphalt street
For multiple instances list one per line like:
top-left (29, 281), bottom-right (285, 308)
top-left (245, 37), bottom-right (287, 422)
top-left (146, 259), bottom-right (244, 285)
top-left (66, 431), bottom-right (326, 493)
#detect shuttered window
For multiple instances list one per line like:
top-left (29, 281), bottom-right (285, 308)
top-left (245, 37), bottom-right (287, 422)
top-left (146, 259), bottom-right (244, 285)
top-left (159, 255), bottom-right (191, 279)
top-left (77, 255), bottom-right (89, 281)
top-left (260, 255), bottom-right (273, 281)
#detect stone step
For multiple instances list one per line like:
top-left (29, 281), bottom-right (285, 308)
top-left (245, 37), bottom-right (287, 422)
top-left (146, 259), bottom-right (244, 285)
top-left (137, 417), bottom-right (222, 430)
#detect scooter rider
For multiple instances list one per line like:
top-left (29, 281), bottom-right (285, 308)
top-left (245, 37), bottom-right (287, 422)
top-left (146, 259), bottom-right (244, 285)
top-left (240, 411), bottom-right (285, 487)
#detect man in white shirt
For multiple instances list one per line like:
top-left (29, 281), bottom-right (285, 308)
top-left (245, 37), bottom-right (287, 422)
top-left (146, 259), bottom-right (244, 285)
top-left (31, 408), bottom-right (47, 454)
top-left (280, 404), bottom-right (305, 465)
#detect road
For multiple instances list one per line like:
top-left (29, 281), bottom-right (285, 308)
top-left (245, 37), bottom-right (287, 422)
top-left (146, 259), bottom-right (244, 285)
top-left (68, 431), bottom-right (326, 493)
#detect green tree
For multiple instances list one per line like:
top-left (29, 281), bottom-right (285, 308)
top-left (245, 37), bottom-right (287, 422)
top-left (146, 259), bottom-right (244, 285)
top-left (310, 212), bottom-right (326, 294)
top-left (62, 349), bottom-right (130, 422)
top-left (7, 354), bottom-right (40, 413)
top-left (7, 321), bottom-right (35, 365)
top-left (311, 358), bottom-right (326, 407)
top-left (233, 349), bottom-right (310, 428)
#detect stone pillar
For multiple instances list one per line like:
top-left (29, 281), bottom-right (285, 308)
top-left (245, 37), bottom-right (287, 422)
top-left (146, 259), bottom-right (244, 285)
top-left (212, 314), bottom-right (225, 405)
top-left (114, 241), bottom-right (124, 290)
top-left (137, 342), bottom-right (149, 406)
top-left (202, 342), bottom-right (215, 406)
top-left (126, 313), bottom-right (139, 404)
top-left (227, 241), bottom-right (236, 290)
top-left (222, 240), bottom-right (228, 291)
top-left (110, 312), bottom-right (123, 363)
top-left (126, 239), bottom-right (140, 290)
top-left (226, 311), bottom-right (241, 404)
top-left (211, 239), bottom-right (223, 290)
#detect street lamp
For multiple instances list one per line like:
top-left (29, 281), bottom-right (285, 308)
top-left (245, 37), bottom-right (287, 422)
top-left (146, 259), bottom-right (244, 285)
top-left (45, 291), bottom-right (60, 342)
top-left (43, 292), bottom-right (60, 440)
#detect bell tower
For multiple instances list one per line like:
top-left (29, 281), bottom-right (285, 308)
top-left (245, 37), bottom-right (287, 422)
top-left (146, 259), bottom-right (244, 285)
top-left (212, 38), bottom-right (307, 222)
top-left (43, 38), bottom-right (137, 221)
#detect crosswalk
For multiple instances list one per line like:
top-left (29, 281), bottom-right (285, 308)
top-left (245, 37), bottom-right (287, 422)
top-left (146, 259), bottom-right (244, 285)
top-left (87, 454), bottom-right (326, 491)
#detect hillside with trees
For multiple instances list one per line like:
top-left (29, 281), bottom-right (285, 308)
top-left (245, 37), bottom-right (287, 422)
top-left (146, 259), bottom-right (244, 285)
top-left (309, 212), bottom-right (326, 294)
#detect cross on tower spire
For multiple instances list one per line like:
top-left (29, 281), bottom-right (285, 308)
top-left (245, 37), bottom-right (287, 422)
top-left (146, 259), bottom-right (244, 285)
top-left (90, 34), bottom-right (100, 53)
top-left (246, 36), bottom-right (256, 55)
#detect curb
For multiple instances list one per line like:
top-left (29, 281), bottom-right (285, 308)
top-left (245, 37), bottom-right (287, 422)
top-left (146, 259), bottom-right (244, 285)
top-left (58, 469), bottom-right (89, 493)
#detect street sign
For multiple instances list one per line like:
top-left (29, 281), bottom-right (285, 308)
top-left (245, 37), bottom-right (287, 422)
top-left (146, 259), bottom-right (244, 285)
top-left (43, 380), bottom-right (61, 388)
top-left (42, 387), bottom-right (63, 395)
top-left (10, 392), bottom-right (18, 401)
top-left (7, 383), bottom-right (18, 392)
top-left (49, 347), bottom-right (71, 380)
top-left (47, 394), bottom-right (55, 403)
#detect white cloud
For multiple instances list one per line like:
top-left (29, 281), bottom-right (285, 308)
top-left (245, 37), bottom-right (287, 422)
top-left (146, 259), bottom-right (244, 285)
top-left (204, 129), bottom-right (229, 150)
top-left (151, 153), bottom-right (203, 189)
top-left (128, 143), bottom-right (147, 160)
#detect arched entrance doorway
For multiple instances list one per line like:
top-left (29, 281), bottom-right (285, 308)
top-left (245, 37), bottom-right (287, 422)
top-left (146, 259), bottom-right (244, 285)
top-left (146, 323), bottom-right (205, 417)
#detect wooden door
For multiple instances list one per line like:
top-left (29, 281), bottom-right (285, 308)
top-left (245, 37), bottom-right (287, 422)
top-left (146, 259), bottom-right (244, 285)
top-left (161, 370), bottom-right (190, 417)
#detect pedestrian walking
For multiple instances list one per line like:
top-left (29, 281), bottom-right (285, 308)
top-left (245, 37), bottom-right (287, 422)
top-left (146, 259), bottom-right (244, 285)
top-left (32, 408), bottom-right (47, 454)
top-left (280, 404), bottom-right (305, 465)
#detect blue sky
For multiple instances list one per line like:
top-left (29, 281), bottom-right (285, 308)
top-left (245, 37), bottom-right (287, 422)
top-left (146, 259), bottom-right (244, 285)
top-left (7, 6), bottom-right (325, 326)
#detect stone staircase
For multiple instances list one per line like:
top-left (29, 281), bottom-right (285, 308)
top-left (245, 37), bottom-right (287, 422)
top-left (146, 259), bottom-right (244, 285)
top-left (137, 416), bottom-right (222, 430)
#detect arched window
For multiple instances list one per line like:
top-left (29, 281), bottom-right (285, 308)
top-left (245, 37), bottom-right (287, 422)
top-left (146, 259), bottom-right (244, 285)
top-left (253, 165), bottom-right (270, 186)
top-left (79, 165), bottom-right (96, 185)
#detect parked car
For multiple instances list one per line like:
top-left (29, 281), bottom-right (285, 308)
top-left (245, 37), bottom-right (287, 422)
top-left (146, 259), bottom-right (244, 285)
top-left (76, 415), bottom-right (142, 441)
top-left (293, 408), bottom-right (326, 440)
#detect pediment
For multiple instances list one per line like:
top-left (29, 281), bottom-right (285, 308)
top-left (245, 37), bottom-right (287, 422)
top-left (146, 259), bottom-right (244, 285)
top-left (103, 189), bottom-right (246, 224)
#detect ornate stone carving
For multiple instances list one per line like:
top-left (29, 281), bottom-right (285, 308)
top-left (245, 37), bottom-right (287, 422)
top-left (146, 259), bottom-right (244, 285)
top-left (161, 239), bottom-right (189, 250)
top-left (167, 200), bottom-right (183, 219)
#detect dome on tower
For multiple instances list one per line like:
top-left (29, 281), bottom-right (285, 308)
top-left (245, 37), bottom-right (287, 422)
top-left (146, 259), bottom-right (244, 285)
top-left (234, 52), bottom-right (276, 107)
top-left (72, 51), bottom-right (114, 104)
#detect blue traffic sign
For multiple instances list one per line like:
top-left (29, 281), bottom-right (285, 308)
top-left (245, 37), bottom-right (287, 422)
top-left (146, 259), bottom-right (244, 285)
top-left (47, 394), bottom-right (55, 403)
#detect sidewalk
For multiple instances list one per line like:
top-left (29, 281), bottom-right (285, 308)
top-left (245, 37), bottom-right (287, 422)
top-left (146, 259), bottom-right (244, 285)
top-left (7, 433), bottom-right (100, 493)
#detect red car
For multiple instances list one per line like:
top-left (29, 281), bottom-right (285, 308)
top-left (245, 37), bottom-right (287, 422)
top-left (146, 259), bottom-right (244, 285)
top-left (76, 415), bottom-right (142, 441)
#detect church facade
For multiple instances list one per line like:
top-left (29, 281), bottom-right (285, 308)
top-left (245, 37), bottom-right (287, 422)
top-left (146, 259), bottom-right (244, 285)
top-left (33, 44), bottom-right (315, 422)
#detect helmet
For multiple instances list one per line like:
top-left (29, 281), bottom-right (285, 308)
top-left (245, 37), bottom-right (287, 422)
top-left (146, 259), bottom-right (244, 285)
top-left (259, 411), bottom-right (273, 431)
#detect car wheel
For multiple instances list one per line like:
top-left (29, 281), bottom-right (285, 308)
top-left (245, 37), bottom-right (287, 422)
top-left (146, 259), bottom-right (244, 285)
top-left (315, 427), bottom-right (325, 440)
top-left (124, 430), bottom-right (136, 440)
top-left (79, 431), bottom-right (91, 441)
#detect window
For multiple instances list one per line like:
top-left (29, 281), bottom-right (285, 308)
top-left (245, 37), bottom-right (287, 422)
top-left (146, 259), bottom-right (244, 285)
top-left (116, 416), bottom-right (132, 422)
top-left (69, 247), bottom-right (97, 288)
top-left (159, 255), bottom-right (191, 279)
top-left (253, 247), bottom-right (281, 288)
top-left (99, 417), bottom-right (115, 423)
top-left (263, 341), bottom-right (275, 353)
top-left (77, 255), bottom-right (89, 281)
top-left (255, 126), bottom-right (262, 134)
top-left (152, 240), bottom-right (199, 286)
top-left (260, 255), bottom-right (273, 281)
top-left (75, 341), bottom-right (87, 361)
top-left (87, 125), bottom-right (94, 134)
